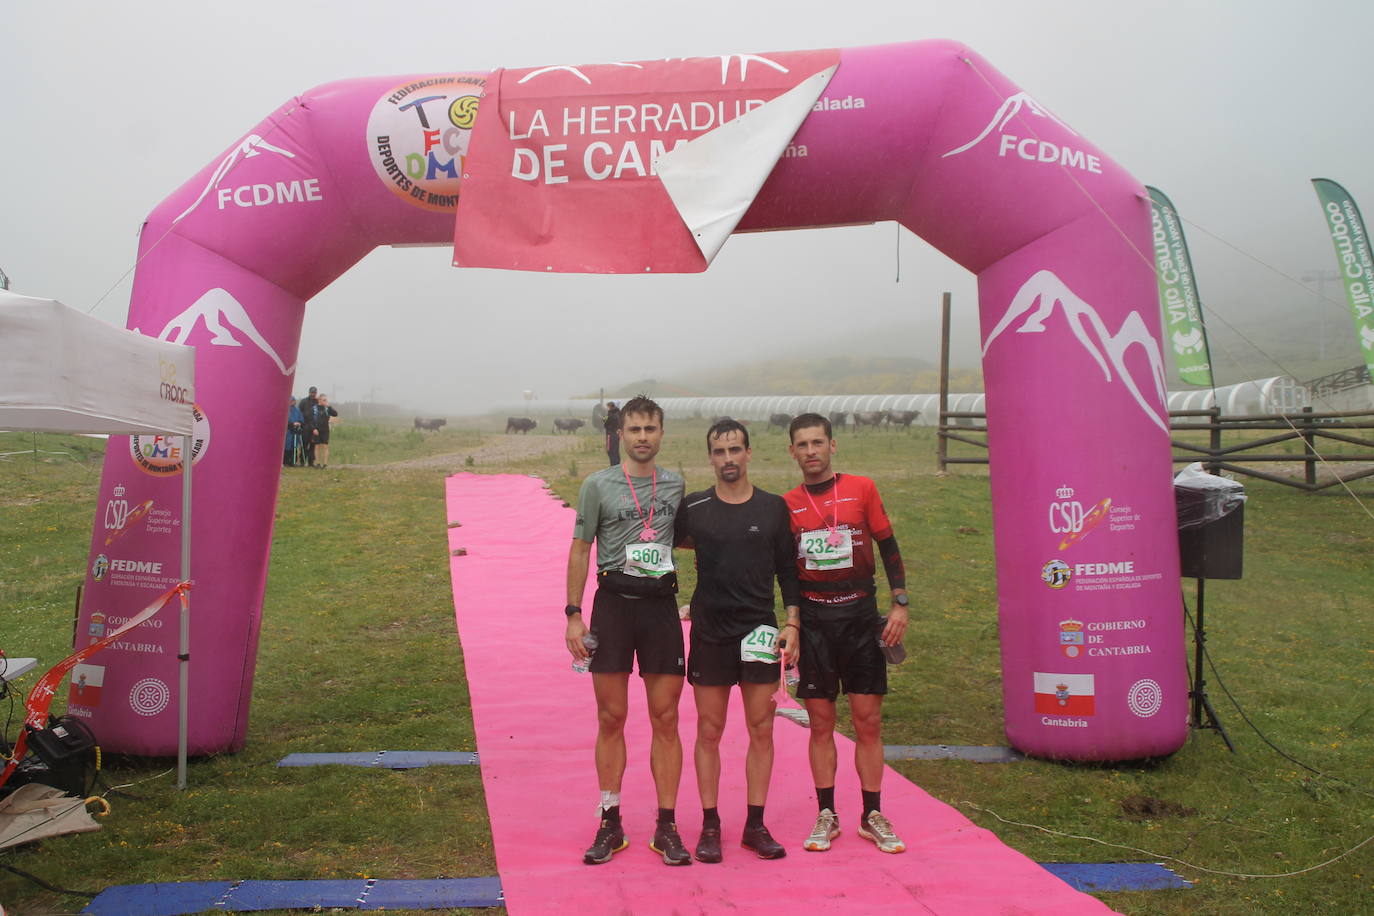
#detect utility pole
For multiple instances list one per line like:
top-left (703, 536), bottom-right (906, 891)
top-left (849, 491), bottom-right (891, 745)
top-left (0, 266), bottom-right (10, 290)
top-left (1302, 269), bottom-right (1341, 361)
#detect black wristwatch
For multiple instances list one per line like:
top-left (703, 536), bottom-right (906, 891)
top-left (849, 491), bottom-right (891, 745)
top-left (893, 593), bottom-right (909, 607)
top-left (564, 604), bottom-right (582, 618)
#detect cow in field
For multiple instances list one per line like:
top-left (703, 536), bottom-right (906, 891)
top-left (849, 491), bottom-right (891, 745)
top-left (768, 413), bottom-right (792, 432)
top-left (553, 418), bottom-right (585, 434)
top-left (828, 411), bottom-right (849, 431)
top-left (852, 410), bottom-right (889, 431)
top-left (888, 409), bottom-right (920, 430)
top-left (414, 417), bottom-right (447, 431)
top-left (505, 417), bottom-right (537, 434)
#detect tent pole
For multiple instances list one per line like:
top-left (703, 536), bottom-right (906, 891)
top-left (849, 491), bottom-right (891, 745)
top-left (177, 433), bottom-right (192, 789)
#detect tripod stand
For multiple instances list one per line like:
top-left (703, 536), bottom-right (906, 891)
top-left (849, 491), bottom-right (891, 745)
top-left (1188, 577), bottom-right (1235, 752)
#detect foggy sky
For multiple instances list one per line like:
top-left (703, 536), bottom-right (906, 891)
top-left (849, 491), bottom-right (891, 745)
top-left (2, 1), bottom-right (1368, 414)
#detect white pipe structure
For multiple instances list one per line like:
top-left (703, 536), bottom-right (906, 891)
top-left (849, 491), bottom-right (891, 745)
top-left (494, 377), bottom-right (1310, 425)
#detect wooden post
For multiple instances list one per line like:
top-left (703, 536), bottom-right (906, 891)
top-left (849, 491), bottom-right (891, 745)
top-left (1302, 405), bottom-right (1317, 487)
top-left (1206, 407), bottom-right (1222, 474)
top-left (937, 292), bottom-right (951, 472)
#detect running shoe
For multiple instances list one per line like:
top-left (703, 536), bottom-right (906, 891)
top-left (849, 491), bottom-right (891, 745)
top-left (650, 822), bottom-right (692, 866)
top-left (583, 817), bottom-right (628, 865)
top-left (740, 823), bottom-right (786, 859)
top-left (858, 810), bottom-right (906, 854)
top-left (694, 825), bottom-right (723, 863)
top-left (803, 808), bottom-right (841, 852)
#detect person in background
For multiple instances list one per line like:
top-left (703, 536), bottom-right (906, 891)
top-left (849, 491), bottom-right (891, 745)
top-left (603, 401), bottom-right (622, 466)
top-left (312, 394), bottom-right (339, 469)
top-left (297, 386), bottom-right (322, 467)
top-left (284, 395), bottom-right (304, 467)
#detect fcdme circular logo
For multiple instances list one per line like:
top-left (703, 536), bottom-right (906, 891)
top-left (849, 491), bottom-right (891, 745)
top-left (368, 74), bottom-right (485, 212)
top-left (129, 403), bottom-right (210, 476)
top-left (1041, 559), bottom-right (1071, 589)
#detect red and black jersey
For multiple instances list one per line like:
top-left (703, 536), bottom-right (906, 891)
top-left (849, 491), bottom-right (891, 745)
top-left (783, 473), bottom-right (894, 605)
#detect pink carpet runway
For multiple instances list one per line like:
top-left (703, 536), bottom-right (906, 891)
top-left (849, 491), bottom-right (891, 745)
top-left (446, 473), bottom-right (1117, 915)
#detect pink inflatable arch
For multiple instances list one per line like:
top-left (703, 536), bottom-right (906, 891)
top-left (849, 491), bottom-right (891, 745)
top-left (75, 40), bottom-right (1185, 761)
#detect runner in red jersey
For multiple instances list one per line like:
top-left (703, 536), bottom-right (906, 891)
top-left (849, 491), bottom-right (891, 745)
top-left (784, 413), bottom-right (910, 855)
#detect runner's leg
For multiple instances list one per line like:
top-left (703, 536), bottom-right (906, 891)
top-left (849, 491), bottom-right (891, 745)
top-left (804, 697), bottom-right (839, 790)
top-left (644, 673), bottom-right (685, 808)
top-left (693, 684), bottom-right (729, 809)
top-left (849, 693), bottom-right (885, 791)
top-left (592, 672), bottom-right (630, 792)
top-left (740, 681), bottom-right (777, 806)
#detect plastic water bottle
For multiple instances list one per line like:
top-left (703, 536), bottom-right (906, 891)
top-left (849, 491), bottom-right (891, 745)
top-left (572, 633), bottom-right (598, 673)
top-left (784, 662), bottom-right (800, 688)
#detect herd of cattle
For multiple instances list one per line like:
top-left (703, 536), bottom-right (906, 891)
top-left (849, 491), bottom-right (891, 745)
top-left (766, 409), bottom-right (921, 431)
top-left (415, 410), bottom-right (923, 435)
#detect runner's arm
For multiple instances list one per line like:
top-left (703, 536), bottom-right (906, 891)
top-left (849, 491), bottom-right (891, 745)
top-left (565, 538), bottom-right (593, 658)
top-left (877, 534), bottom-right (909, 646)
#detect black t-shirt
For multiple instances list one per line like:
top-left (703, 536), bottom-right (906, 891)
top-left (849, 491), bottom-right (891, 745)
top-left (674, 486), bottom-right (801, 643)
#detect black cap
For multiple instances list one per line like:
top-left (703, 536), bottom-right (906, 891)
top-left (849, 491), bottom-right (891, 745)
top-left (309, 386), bottom-right (317, 393)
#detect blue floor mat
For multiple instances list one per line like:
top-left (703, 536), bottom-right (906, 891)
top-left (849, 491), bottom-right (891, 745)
top-left (1038, 862), bottom-right (1192, 892)
top-left (277, 750), bottom-right (478, 768)
top-left (883, 744), bottom-right (1024, 762)
top-left (83, 877), bottom-right (503, 914)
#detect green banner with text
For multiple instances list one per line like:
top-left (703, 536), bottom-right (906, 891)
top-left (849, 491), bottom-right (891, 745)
top-left (1312, 179), bottom-right (1374, 379)
top-left (1148, 187), bottom-right (1213, 387)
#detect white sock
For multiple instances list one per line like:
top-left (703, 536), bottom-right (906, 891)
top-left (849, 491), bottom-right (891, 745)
top-left (598, 790), bottom-right (621, 816)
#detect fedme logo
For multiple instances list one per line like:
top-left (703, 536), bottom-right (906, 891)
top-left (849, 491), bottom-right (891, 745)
top-left (109, 559), bottom-right (164, 575)
top-left (1074, 561), bottom-right (1134, 576)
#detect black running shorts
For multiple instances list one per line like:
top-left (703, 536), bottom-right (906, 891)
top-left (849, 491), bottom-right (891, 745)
top-left (796, 595), bottom-right (887, 700)
top-left (588, 588), bottom-right (686, 677)
top-left (688, 632), bottom-right (781, 687)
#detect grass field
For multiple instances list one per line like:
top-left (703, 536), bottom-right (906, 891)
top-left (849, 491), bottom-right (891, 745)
top-left (1, 417), bottom-right (1372, 915)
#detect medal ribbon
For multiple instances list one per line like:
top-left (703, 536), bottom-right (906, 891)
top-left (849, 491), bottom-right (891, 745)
top-left (621, 464), bottom-right (659, 542)
top-left (802, 474), bottom-right (844, 547)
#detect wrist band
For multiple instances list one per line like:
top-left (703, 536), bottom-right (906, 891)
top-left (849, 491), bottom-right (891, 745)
top-left (782, 622), bottom-right (798, 630)
top-left (564, 604), bottom-right (582, 618)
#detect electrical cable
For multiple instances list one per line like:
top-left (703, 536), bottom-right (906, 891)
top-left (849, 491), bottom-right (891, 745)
top-left (0, 864), bottom-right (97, 899)
top-left (1181, 596), bottom-right (1374, 800)
top-left (961, 800), bottom-right (1374, 879)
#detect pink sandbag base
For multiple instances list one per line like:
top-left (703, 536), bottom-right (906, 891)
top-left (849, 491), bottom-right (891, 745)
top-left (446, 473), bottom-right (1117, 915)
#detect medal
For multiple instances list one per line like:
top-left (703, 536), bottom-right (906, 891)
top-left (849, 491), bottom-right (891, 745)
top-left (804, 474), bottom-right (842, 547)
top-left (622, 463), bottom-right (659, 541)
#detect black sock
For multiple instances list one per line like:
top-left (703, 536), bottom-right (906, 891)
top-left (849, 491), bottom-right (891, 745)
top-left (817, 787), bottom-right (835, 813)
top-left (862, 790), bottom-right (881, 820)
top-left (745, 805), bottom-right (765, 829)
top-left (657, 807), bottom-right (675, 827)
top-left (702, 807), bottom-right (720, 829)
top-left (602, 804), bottom-right (621, 825)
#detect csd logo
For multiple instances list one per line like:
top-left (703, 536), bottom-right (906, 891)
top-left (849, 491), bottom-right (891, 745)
top-left (1041, 559), bottom-right (1071, 590)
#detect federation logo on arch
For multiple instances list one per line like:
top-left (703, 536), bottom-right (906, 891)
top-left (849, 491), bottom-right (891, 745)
top-left (368, 75), bottom-right (486, 212)
top-left (1041, 558), bottom-right (1071, 589)
top-left (129, 404), bottom-right (211, 477)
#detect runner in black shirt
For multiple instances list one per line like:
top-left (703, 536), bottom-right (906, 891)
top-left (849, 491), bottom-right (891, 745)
top-left (674, 419), bottom-right (800, 863)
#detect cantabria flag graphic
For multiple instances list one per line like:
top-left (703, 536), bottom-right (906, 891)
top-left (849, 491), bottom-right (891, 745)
top-left (1033, 672), bottom-right (1095, 716)
top-left (68, 663), bottom-right (105, 707)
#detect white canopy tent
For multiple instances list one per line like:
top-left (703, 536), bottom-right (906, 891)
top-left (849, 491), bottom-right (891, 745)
top-left (0, 289), bottom-right (197, 787)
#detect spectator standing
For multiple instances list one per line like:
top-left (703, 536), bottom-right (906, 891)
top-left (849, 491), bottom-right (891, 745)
top-left (284, 395), bottom-right (304, 467)
top-left (297, 386), bottom-right (322, 467)
top-left (604, 401), bottom-right (622, 466)
top-left (313, 394), bottom-right (339, 468)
